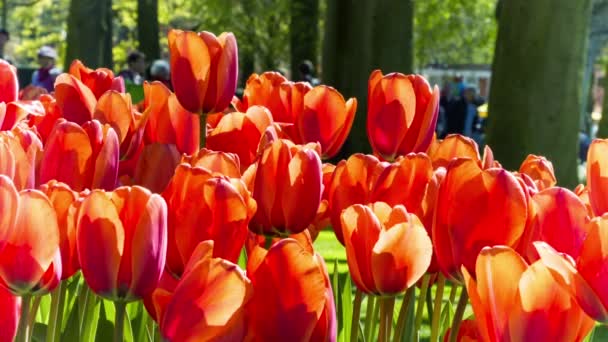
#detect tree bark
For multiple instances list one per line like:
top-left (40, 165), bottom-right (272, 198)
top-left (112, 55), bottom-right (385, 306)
top-left (370, 0), bottom-right (413, 74)
top-left (598, 62), bottom-right (608, 138)
top-left (486, 0), bottom-right (591, 187)
top-left (290, 0), bottom-right (319, 80)
top-left (65, 0), bottom-right (113, 69)
top-left (322, 0), bottom-right (375, 155)
top-left (137, 0), bottom-right (160, 61)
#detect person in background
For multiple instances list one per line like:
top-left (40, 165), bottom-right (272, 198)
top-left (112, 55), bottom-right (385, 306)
top-left (31, 46), bottom-right (61, 92)
top-left (149, 59), bottom-right (171, 90)
top-left (298, 60), bottom-right (320, 86)
top-left (119, 51), bottom-right (146, 85)
top-left (0, 29), bottom-right (9, 60)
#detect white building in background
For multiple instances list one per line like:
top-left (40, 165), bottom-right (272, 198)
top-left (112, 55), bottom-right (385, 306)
top-left (419, 64), bottom-right (492, 98)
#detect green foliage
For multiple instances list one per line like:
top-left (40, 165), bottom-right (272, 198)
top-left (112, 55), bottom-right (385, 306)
top-left (414, 0), bottom-right (498, 67)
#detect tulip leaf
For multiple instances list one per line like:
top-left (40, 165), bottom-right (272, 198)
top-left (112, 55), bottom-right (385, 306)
top-left (238, 248), bottom-right (248, 269)
top-left (588, 324), bottom-right (608, 342)
top-left (31, 322), bottom-right (48, 342)
top-left (37, 294), bottom-right (51, 324)
top-left (81, 295), bottom-right (100, 342)
top-left (123, 305), bottom-right (135, 342)
top-left (340, 276), bottom-right (352, 342)
top-left (439, 302), bottom-right (454, 340)
top-left (332, 259), bottom-right (341, 336)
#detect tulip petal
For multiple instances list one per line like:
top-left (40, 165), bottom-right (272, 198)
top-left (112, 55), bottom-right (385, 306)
top-left (0, 60), bottom-right (18, 103)
top-left (54, 74), bottom-right (97, 125)
top-left (77, 190), bottom-right (124, 298)
top-left (587, 139), bottom-right (608, 216)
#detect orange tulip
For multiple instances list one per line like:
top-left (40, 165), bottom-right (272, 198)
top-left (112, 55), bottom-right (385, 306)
top-left (0, 285), bottom-right (20, 342)
top-left (296, 85), bottom-right (356, 159)
top-left (536, 215), bottom-right (608, 322)
top-left (340, 202), bottom-right (432, 295)
top-left (128, 143), bottom-right (181, 193)
top-left (0, 59), bottom-right (17, 103)
top-left (443, 319), bottom-right (480, 342)
top-left (181, 148), bottom-right (241, 178)
top-left (143, 81), bottom-right (200, 155)
top-left (28, 94), bottom-right (61, 143)
top-left (433, 159), bottom-right (527, 281)
top-left (54, 74), bottom-right (97, 125)
top-left (69, 59), bottom-right (125, 99)
top-left (327, 153), bottom-right (387, 244)
top-left (143, 270), bottom-right (178, 322)
top-left (0, 175), bottom-right (61, 295)
top-left (517, 187), bottom-right (590, 263)
top-left (39, 180), bottom-right (82, 280)
top-left (168, 29), bottom-right (238, 114)
top-left (574, 184), bottom-right (595, 217)
top-left (246, 236), bottom-right (335, 341)
top-left (154, 241), bottom-right (252, 341)
top-left (0, 127), bottom-right (41, 190)
top-left (249, 139), bottom-right (322, 236)
top-left (206, 106), bottom-right (274, 171)
top-left (367, 70), bottom-right (439, 160)
top-left (242, 72), bottom-right (289, 119)
top-left (464, 246), bottom-right (594, 342)
top-left (39, 120), bottom-right (119, 191)
top-left (587, 139), bottom-right (608, 216)
top-left (76, 186), bottom-right (167, 301)
top-left (519, 154), bottom-right (556, 191)
top-left (163, 163), bottom-right (256, 276)
top-left (428, 134), bottom-right (480, 169)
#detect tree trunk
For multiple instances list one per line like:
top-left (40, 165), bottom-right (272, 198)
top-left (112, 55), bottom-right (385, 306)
top-left (137, 0), bottom-right (160, 61)
top-left (370, 0), bottom-right (413, 74)
top-left (322, 0), bottom-right (375, 155)
top-left (65, 0), bottom-right (113, 69)
top-left (486, 0), bottom-right (591, 187)
top-left (290, 0), bottom-right (319, 81)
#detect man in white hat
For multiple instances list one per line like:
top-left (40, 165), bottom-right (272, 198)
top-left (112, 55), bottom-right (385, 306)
top-left (31, 46), bottom-right (61, 92)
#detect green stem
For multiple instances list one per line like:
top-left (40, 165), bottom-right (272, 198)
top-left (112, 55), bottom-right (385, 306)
top-left (47, 282), bottom-right (65, 342)
top-left (78, 283), bottom-right (89, 334)
top-left (199, 111), bottom-right (208, 148)
top-left (27, 295), bottom-right (42, 341)
top-left (53, 281), bottom-right (67, 342)
top-left (448, 283), bottom-right (457, 304)
top-left (414, 274), bottom-right (431, 334)
top-left (448, 287), bottom-right (469, 342)
top-left (369, 296), bottom-right (381, 341)
top-left (114, 301), bottom-right (127, 342)
top-left (15, 294), bottom-right (32, 342)
top-left (363, 295), bottom-right (376, 341)
top-left (430, 273), bottom-right (446, 342)
top-left (378, 297), bottom-right (387, 342)
top-left (80, 286), bottom-right (99, 340)
top-left (351, 289), bottom-right (363, 342)
top-left (394, 286), bottom-right (415, 342)
top-left (264, 235), bottom-right (273, 250)
top-left (426, 285), bottom-right (434, 322)
top-left (384, 297), bottom-right (395, 341)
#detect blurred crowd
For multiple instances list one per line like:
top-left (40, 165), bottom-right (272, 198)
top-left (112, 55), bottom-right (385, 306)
top-left (436, 75), bottom-right (487, 146)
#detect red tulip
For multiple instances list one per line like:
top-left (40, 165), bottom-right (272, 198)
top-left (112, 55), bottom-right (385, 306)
top-left (76, 186), bottom-right (167, 301)
top-left (464, 246), bottom-right (594, 342)
top-left (206, 106), bottom-right (274, 171)
top-left (517, 187), bottom-right (590, 263)
top-left (242, 72), bottom-right (289, 119)
top-left (443, 319), bottom-right (480, 342)
top-left (27, 94), bottom-right (61, 143)
top-left (54, 74), bottom-right (97, 125)
top-left (155, 241), bottom-right (252, 341)
top-left (0, 285), bottom-right (20, 342)
top-left (536, 214), bottom-right (608, 322)
top-left (367, 70), bottom-right (439, 160)
top-left (433, 159), bottom-right (527, 281)
top-left (163, 163), bottom-right (256, 276)
top-left (127, 143), bottom-right (181, 193)
top-left (246, 236), bottom-right (335, 341)
top-left (519, 154), bottom-right (556, 191)
top-left (39, 180), bottom-right (82, 280)
top-left (143, 81), bottom-right (199, 155)
top-left (169, 29), bottom-right (238, 114)
top-left (39, 120), bottom-right (119, 191)
top-left (295, 85), bottom-right (356, 159)
top-left (0, 175), bottom-right (61, 295)
top-left (428, 134), bottom-right (480, 169)
top-left (0, 59), bottom-right (18, 103)
top-left (327, 153), bottom-right (387, 244)
top-left (249, 139), bottom-right (322, 236)
top-left (587, 139), bottom-right (608, 216)
top-left (69, 59), bottom-right (124, 99)
top-left (341, 202), bottom-right (432, 295)
top-left (181, 148), bottom-right (241, 178)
